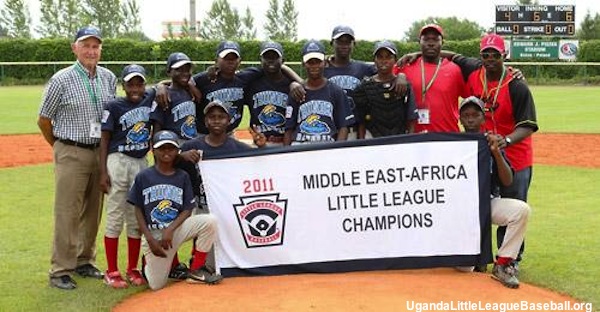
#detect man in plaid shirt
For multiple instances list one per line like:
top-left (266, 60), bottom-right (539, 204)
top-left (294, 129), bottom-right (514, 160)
top-left (38, 26), bottom-right (117, 290)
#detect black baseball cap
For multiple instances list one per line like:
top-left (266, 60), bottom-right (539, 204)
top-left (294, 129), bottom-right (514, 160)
top-left (74, 26), bottom-right (102, 43)
top-left (331, 25), bottom-right (355, 40)
top-left (216, 41), bottom-right (241, 58)
top-left (373, 40), bottom-right (398, 56)
top-left (152, 130), bottom-right (180, 149)
top-left (302, 40), bottom-right (326, 62)
top-left (260, 41), bottom-right (283, 57)
top-left (121, 64), bottom-right (146, 82)
top-left (166, 52), bottom-right (192, 70)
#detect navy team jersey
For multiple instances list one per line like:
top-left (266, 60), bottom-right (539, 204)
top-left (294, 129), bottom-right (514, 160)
top-left (325, 60), bottom-right (376, 95)
top-left (178, 136), bottom-right (253, 206)
top-left (285, 81), bottom-right (352, 143)
top-left (127, 167), bottom-right (196, 230)
top-left (325, 60), bottom-right (376, 124)
top-left (193, 67), bottom-right (262, 134)
top-left (101, 90), bottom-right (154, 158)
top-left (244, 75), bottom-right (292, 139)
top-left (150, 87), bottom-right (197, 140)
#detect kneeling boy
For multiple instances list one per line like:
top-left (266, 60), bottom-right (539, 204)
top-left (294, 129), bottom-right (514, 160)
top-left (127, 130), bottom-right (223, 290)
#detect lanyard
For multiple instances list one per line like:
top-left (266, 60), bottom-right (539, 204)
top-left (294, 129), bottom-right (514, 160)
top-left (420, 58), bottom-right (442, 105)
top-left (480, 66), bottom-right (507, 109)
top-left (480, 66), bottom-right (508, 134)
top-left (74, 62), bottom-right (102, 111)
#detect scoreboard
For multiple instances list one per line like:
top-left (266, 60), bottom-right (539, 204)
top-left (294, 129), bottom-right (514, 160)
top-left (495, 5), bottom-right (575, 36)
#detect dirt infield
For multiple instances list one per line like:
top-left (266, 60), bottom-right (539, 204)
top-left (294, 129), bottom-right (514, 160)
top-left (3, 132), bottom-right (599, 169)
top-left (1, 132), bottom-right (597, 311)
top-left (113, 269), bottom-right (587, 312)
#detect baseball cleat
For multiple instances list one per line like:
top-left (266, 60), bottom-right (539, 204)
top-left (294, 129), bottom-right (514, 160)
top-left (186, 266), bottom-right (223, 285)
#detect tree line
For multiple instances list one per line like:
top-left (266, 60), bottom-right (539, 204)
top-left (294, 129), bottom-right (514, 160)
top-left (0, 0), bottom-right (299, 41)
top-left (1, 0), bottom-right (599, 41)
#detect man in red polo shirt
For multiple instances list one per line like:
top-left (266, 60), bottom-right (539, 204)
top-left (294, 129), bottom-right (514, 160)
top-left (442, 33), bottom-right (539, 269)
top-left (394, 24), bottom-right (467, 133)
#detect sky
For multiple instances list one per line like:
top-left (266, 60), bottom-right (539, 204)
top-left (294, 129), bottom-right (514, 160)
top-left (16, 0), bottom-right (600, 41)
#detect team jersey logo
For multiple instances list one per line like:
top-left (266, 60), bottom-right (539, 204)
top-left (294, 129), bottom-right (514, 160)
top-left (258, 104), bottom-right (285, 128)
top-left (300, 114), bottom-right (330, 135)
top-left (233, 194), bottom-right (288, 248)
top-left (126, 121), bottom-right (150, 144)
top-left (150, 199), bottom-right (179, 227)
top-left (226, 103), bottom-right (241, 125)
top-left (181, 115), bottom-right (197, 139)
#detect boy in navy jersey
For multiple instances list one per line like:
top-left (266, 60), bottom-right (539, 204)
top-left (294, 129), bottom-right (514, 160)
top-left (128, 130), bottom-right (223, 290)
top-left (177, 100), bottom-right (266, 272)
top-left (151, 52), bottom-right (198, 140)
top-left (284, 40), bottom-right (352, 145)
top-left (244, 41), bottom-right (291, 147)
top-left (100, 64), bottom-right (154, 288)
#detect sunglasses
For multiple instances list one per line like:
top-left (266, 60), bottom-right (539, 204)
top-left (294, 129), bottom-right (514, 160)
top-left (480, 52), bottom-right (502, 60)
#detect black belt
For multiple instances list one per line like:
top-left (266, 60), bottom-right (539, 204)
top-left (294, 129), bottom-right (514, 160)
top-left (58, 139), bottom-right (100, 150)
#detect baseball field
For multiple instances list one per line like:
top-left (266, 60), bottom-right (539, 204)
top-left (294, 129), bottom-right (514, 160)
top-left (0, 85), bottom-right (598, 311)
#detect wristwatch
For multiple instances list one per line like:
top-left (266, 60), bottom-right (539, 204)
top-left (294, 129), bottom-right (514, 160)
top-left (505, 136), bottom-right (513, 146)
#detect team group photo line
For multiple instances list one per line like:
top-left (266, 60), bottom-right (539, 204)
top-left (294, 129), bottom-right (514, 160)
top-left (38, 22), bottom-right (536, 292)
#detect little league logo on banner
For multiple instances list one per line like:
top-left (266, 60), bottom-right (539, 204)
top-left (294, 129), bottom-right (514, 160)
top-left (234, 193), bottom-right (288, 248)
top-left (199, 133), bottom-right (493, 277)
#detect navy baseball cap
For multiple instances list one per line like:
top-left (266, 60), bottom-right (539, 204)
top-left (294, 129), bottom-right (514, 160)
top-left (260, 41), bottom-right (283, 57)
top-left (459, 96), bottom-right (485, 113)
top-left (419, 23), bottom-right (444, 38)
top-left (302, 40), bottom-right (326, 63)
top-left (166, 52), bottom-right (192, 70)
top-left (203, 100), bottom-right (231, 116)
top-left (331, 25), bottom-right (355, 40)
top-left (216, 41), bottom-right (241, 58)
top-left (74, 26), bottom-right (102, 43)
top-left (121, 64), bottom-right (146, 82)
top-left (152, 130), bottom-right (180, 149)
top-left (373, 40), bottom-right (398, 56)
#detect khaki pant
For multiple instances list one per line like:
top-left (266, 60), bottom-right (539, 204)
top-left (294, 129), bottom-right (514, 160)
top-left (143, 214), bottom-right (217, 290)
top-left (492, 197), bottom-right (531, 259)
top-left (50, 141), bottom-right (102, 277)
top-left (104, 153), bottom-right (147, 238)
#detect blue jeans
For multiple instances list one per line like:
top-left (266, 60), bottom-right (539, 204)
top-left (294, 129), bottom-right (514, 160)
top-left (497, 166), bottom-right (532, 261)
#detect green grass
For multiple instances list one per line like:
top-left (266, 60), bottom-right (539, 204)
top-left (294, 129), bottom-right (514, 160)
top-left (0, 85), bottom-right (598, 135)
top-left (521, 165), bottom-right (600, 307)
top-left (531, 86), bottom-right (600, 133)
top-left (0, 86), bottom-right (45, 134)
top-left (0, 164), bottom-right (598, 311)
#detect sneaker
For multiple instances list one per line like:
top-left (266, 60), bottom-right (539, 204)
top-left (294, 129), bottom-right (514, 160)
top-left (492, 263), bottom-right (519, 288)
top-left (126, 269), bottom-right (147, 286)
top-left (168, 263), bottom-right (189, 280)
top-left (104, 271), bottom-right (128, 289)
top-left (511, 260), bottom-right (520, 277)
top-left (186, 266), bottom-right (223, 285)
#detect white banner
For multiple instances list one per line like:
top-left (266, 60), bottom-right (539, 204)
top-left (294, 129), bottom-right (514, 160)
top-left (199, 134), bottom-right (492, 276)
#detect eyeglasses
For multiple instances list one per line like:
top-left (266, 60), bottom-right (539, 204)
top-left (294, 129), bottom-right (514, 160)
top-left (480, 52), bottom-right (502, 60)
